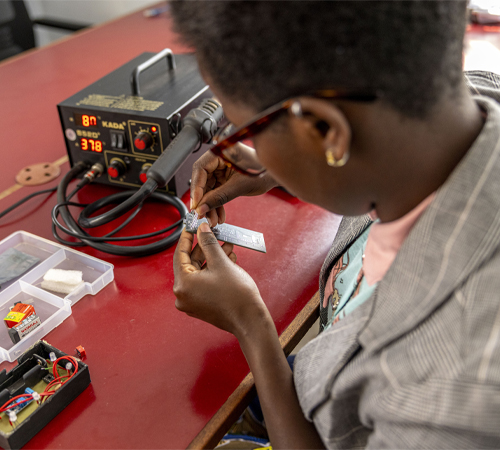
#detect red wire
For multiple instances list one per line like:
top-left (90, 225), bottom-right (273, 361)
top-left (0, 394), bottom-right (34, 413)
top-left (44, 376), bottom-right (69, 393)
top-left (52, 356), bottom-right (78, 379)
top-left (0, 356), bottom-right (80, 412)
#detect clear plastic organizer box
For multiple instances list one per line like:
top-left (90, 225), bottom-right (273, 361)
top-left (0, 231), bottom-right (114, 363)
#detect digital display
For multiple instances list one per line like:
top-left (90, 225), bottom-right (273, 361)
top-left (74, 114), bottom-right (98, 128)
top-left (81, 138), bottom-right (102, 152)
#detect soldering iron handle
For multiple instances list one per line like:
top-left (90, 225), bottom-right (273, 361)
top-left (146, 98), bottom-right (223, 188)
top-left (146, 124), bottom-right (202, 188)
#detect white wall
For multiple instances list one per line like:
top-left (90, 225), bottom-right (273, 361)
top-left (25, 0), bottom-right (160, 47)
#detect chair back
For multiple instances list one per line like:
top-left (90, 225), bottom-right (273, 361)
top-left (0, 1), bottom-right (35, 61)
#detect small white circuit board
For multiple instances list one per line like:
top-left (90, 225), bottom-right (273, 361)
top-left (184, 211), bottom-right (266, 253)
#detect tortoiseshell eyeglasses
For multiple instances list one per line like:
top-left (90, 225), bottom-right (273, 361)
top-left (209, 90), bottom-right (377, 176)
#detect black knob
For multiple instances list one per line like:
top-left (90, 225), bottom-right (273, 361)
top-left (139, 164), bottom-right (152, 184)
top-left (134, 132), bottom-right (153, 150)
top-left (107, 159), bottom-right (127, 178)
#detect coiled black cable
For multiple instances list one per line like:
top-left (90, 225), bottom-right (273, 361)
top-left (77, 178), bottom-right (158, 229)
top-left (52, 162), bottom-right (188, 257)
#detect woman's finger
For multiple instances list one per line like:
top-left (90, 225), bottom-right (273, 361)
top-left (173, 230), bottom-right (195, 276)
top-left (190, 243), bottom-right (206, 270)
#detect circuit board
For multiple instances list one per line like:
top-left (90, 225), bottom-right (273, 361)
top-left (0, 361), bottom-right (68, 433)
top-left (184, 211), bottom-right (266, 253)
top-left (0, 341), bottom-right (90, 450)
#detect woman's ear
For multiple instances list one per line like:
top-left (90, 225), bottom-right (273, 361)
top-left (290, 97), bottom-right (352, 167)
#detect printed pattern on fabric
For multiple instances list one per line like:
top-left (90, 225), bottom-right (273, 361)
top-left (323, 227), bottom-right (377, 330)
top-left (319, 216), bottom-right (371, 331)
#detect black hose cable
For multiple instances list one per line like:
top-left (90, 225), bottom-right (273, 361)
top-left (0, 187), bottom-right (58, 220)
top-left (104, 203), bottom-right (143, 237)
top-left (78, 178), bottom-right (158, 229)
top-left (52, 222), bottom-right (87, 247)
top-left (52, 203), bottom-right (183, 242)
top-left (54, 162), bottom-right (188, 257)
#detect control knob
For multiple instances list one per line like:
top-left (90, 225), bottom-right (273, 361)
top-left (107, 159), bottom-right (127, 178)
top-left (134, 132), bottom-right (153, 150)
top-left (139, 164), bottom-right (152, 184)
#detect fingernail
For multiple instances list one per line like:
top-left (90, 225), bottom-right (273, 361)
top-left (199, 222), bottom-right (211, 233)
top-left (189, 198), bottom-right (193, 210)
top-left (197, 204), bottom-right (209, 216)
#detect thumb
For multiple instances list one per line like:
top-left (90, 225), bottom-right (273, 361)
top-left (197, 222), bottom-right (229, 267)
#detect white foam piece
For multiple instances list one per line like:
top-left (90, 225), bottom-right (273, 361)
top-left (43, 269), bottom-right (83, 285)
top-left (41, 280), bottom-right (84, 295)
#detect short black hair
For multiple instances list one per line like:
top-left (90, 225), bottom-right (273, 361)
top-left (170, 1), bottom-right (467, 118)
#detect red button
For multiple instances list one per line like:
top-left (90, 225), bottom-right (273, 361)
top-left (134, 137), bottom-right (146, 150)
top-left (107, 166), bottom-right (119, 178)
top-left (139, 172), bottom-right (148, 183)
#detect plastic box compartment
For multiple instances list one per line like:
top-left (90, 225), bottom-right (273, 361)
top-left (0, 231), bottom-right (113, 362)
top-left (0, 341), bottom-right (91, 450)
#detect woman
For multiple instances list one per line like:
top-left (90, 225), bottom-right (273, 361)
top-left (171, 2), bottom-right (500, 448)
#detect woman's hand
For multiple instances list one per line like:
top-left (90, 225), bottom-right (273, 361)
top-left (191, 150), bottom-right (278, 227)
top-left (173, 223), bottom-right (325, 449)
top-left (173, 223), bottom-right (272, 337)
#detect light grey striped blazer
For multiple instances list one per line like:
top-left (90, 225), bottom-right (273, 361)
top-left (294, 72), bottom-right (500, 449)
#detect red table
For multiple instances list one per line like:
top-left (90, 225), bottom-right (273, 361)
top-left (0, 6), bottom-right (341, 449)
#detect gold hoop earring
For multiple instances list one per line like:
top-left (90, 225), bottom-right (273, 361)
top-left (326, 148), bottom-right (349, 167)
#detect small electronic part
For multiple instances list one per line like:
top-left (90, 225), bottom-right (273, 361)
top-left (49, 352), bottom-right (57, 363)
top-left (9, 389), bottom-right (34, 415)
top-left (41, 269), bottom-right (84, 295)
top-left (7, 410), bottom-right (17, 427)
top-left (184, 210), bottom-right (199, 233)
top-left (4, 303), bottom-right (36, 329)
top-left (31, 391), bottom-right (40, 404)
top-left (184, 211), bottom-right (266, 253)
top-left (75, 345), bottom-right (86, 359)
top-left (8, 314), bottom-right (42, 344)
top-left (33, 354), bottom-right (48, 368)
top-left (43, 374), bottom-right (55, 384)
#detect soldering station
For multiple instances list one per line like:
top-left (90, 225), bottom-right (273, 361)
top-left (51, 48), bottom-right (265, 257)
top-left (58, 49), bottom-right (214, 197)
top-left (53, 49), bottom-right (224, 257)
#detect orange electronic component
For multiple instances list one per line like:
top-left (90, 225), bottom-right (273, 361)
top-left (4, 303), bottom-right (36, 329)
top-left (75, 346), bottom-right (86, 359)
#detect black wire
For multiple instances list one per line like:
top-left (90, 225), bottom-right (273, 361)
top-left (51, 176), bottom-right (88, 247)
top-left (104, 203), bottom-right (143, 237)
top-left (0, 187), bottom-right (58, 220)
top-left (192, 117), bottom-right (216, 154)
top-left (52, 162), bottom-right (188, 257)
top-left (56, 201), bottom-right (89, 208)
top-left (52, 203), bottom-right (183, 242)
top-left (52, 222), bottom-right (87, 247)
top-left (77, 178), bottom-right (158, 229)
